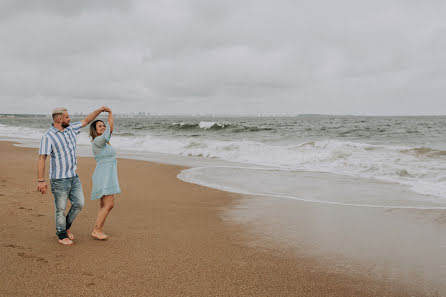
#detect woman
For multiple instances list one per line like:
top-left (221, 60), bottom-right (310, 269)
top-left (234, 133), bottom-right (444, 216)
top-left (89, 109), bottom-right (120, 240)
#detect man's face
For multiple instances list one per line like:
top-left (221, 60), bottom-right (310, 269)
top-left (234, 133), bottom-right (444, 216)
top-left (61, 112), bottom-right (70, 128)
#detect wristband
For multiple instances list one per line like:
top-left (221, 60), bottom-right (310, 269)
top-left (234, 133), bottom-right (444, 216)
top-left (38, 180), bottom-right (45, 182)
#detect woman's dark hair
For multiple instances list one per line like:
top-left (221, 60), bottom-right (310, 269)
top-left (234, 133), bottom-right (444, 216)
top-left (89, 120), bottom-right (104, 140)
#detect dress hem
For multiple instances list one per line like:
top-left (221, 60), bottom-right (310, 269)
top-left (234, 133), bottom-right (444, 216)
top-left (91, 187), bottom-right (121, 200)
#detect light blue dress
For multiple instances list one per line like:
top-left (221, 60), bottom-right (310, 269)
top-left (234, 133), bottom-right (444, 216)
top-left (91, 125), bottom-right (121, 200)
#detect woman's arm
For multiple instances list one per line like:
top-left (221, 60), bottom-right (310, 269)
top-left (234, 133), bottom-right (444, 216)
top-left (93, 110), bottom-right (113, 148)
top-left (108, 110), bottom-right (114, 134)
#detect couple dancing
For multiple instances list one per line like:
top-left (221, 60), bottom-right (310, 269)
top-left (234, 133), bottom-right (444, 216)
top-left (37, 106), bottom-right (120, 245)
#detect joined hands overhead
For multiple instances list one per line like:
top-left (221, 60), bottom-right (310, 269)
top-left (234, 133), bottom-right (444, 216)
top-left (100, 106), bottom-right (111, 113)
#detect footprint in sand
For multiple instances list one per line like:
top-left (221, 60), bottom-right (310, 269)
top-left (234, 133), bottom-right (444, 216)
top-left (82, 272), bottom-right (94, 277)
top-left (18, 207), bottom-right (25, 209)
top-left (0, 194), bottom-right (4, 196)
top-left (4, 243), bottom-right (24, 249)
top-left (17, 252), bottom-right (35, 259)
top-left (86, 283), bottom-right (96, 287)
top-left (17, 252), bottom-right (48, 263)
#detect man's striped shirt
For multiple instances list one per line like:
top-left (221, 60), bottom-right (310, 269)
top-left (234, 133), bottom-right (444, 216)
top-left (39, 121), bottom-right (83, 179)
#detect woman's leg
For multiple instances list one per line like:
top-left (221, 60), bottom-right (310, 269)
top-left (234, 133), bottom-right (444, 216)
top-left (91, 195), bottom-right (114, 239)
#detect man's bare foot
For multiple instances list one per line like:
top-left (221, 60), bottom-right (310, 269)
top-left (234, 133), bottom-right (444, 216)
top-left (91, 230), bottom-right (108, 240)
top-left (58, 238), bottom-right (74, 245)
top-left (67, 229), bottom-right (74, 240)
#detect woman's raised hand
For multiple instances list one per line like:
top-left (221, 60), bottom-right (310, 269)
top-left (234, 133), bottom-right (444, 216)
top-left (100, 106), bottom-right (111, 113)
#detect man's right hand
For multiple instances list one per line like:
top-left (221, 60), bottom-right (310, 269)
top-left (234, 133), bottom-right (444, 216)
top-left (100, 106), bottom-right (111, 113)
top-left (37, 181), bottom-right (48, 194)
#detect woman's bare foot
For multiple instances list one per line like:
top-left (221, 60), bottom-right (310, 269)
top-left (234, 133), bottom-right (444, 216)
top-left (67, 229), bottom-right (74, 240)
top-left (58, 238), bottom-right (74, 245)
top-left (91, 230), bottom-right (108, 240)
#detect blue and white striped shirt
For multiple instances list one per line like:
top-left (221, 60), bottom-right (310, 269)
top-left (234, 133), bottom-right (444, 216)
top-left (39, 121), bottom-right (83, 180)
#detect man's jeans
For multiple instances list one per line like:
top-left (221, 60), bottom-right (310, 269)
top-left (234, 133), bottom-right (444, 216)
top-left (50, 176), bottom-right (84, 240)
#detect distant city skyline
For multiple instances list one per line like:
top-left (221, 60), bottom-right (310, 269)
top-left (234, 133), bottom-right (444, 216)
top-left (3, 112), bottom-right (446, 118)
top-left (1, 1), bottom-right (445, 115)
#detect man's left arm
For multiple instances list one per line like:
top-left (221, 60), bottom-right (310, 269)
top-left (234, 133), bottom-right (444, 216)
top-left (81, 106), bottom-right (110, 127)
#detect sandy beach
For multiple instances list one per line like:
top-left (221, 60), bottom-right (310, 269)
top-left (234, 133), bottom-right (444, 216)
top-left (0, 141), bottom-right (443, 296)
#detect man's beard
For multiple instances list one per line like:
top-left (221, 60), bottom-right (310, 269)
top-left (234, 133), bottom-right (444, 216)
top-left (62, 122), bottom-right (70, 128)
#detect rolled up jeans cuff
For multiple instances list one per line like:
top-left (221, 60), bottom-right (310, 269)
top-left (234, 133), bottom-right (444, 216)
top-left (57, 230), bottom-right (68, 240)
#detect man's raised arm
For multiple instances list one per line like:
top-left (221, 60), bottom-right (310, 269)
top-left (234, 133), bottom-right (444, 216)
top-left (81, 106), bottom-right (110, 127)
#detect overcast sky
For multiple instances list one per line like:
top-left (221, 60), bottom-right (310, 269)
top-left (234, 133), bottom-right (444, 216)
top-left (1, 0), bottom-right (445, 115)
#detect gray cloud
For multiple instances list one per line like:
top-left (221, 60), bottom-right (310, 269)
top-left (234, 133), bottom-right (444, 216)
top-left (0, 0), bottom-right (132, 19)
top-left (1, 0), bottom-right (445, 115)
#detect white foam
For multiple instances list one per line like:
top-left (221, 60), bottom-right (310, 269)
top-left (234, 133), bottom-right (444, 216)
top-left (199, 121), bottom-right (227, 129)
top-left (0, 123), bottom-right (46, 140)
top-left (2, 123), bottom-right (446, 199)
top-left (178, 166), bottom-right (446, 209)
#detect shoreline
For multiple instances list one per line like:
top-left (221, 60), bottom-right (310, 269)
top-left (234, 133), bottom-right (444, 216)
top-left (0, 141), bottom-right (441, 296)
top-left (6, 135), bottom-right (446, 209)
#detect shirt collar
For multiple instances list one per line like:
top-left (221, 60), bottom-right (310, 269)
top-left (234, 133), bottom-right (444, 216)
top-left (51, 124), bottom-right (64, 133)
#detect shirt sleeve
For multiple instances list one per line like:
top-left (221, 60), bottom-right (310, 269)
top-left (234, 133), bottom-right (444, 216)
top-left (39, 134), bottom-right (52, 155)
top-left (93, 125), bottom-right (111, 148)
top-left (71, 121), bottom-right (83, 135)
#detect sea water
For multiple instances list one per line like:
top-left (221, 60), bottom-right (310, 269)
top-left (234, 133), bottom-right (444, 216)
top-left (2, 114), bottom-right (446, 208)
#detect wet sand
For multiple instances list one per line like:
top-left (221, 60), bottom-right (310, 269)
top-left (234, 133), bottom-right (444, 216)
top-left (0, 141), bottom-right (439, 296)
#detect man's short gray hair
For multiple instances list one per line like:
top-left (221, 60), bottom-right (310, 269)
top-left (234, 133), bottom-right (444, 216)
top-left (52, 107), bottom-right (67, 120)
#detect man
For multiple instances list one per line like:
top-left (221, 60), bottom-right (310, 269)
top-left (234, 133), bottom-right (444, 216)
top-left (37, 106), bottom-right (110, 245)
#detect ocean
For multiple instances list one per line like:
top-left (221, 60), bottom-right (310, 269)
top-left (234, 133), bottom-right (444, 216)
top-left (2, 114), bottom-right (446, 208)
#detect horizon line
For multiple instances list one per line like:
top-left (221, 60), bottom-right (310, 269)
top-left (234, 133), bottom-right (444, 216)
top-left (1, 113), bottom-right (446, 117)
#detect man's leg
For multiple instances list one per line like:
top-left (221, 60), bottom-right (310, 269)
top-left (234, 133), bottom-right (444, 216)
top-left (50, 179), bottom-right (72, 244)
top-left (66, 176), bottom-right (85, 236)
